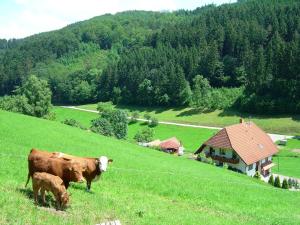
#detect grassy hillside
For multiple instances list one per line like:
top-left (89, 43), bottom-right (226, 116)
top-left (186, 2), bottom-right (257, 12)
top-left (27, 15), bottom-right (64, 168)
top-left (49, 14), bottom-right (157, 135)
top-left (54, 107), bottom-right (216, 153)
top-left (78, 104), bottom-right (300, 135)
top-left (1, 109), bottom-right (299, 225)
top-left (54, 106), bottom-right (300, 178)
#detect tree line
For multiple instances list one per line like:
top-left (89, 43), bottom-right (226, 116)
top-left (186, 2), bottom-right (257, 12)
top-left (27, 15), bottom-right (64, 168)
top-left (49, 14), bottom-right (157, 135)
top-left (0, 0), bottom-right (299, 114)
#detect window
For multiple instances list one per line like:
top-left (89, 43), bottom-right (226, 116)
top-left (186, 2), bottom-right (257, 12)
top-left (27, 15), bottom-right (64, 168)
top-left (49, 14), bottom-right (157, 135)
top-left (209, 147), bottom-right (215, 155)
top-left (248, 164), bottom-right (253, 170)
top-left (220, 149), bottom-right (226, 155)
top-left (232, 151), bottom-right (237, 159)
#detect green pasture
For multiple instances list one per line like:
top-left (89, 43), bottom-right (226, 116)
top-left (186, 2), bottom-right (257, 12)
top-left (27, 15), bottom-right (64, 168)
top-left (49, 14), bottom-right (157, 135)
top-left (53, 107), bottom-right (216, 153)
top-left (54, 107), bottom-right (300, 178)
top-left (0, 109), bottom-right (299, 225)
top-left (273, 139), bottom-right (300, 178)
top-left (78, 104), bottom-right (300, 135)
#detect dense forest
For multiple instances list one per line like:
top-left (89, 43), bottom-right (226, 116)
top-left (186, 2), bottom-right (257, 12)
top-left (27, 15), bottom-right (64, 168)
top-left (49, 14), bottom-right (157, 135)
top-left (0, 0), bottom-right (299, 114)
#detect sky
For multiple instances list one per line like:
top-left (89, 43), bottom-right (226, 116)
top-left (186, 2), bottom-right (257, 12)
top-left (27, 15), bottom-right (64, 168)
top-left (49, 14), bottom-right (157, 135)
top-left (0, 0), bottom-right (236, 39)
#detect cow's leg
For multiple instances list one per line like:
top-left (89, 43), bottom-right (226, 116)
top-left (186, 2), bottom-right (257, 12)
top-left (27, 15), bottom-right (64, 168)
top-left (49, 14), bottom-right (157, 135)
top-left (86, 180), bottom-right (91, 192)
top-left (64, 181), bottom-right (70, 189)
top-left (32, 182), bottom-right (38, 205)
top-left (40, 188), bottom-right (46, 205)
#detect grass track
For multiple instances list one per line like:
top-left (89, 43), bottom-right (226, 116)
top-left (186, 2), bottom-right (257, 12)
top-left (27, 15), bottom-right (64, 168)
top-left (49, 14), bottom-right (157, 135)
top-left (1, 109), bottom-right (299, 224)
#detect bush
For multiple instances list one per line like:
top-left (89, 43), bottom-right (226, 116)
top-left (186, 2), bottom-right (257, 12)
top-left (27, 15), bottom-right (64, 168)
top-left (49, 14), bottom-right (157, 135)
top-left (282, 178), bottom-right (289, 189)
top-left (91, 118), bottom-right (114, 137)
top-left (134, 128), bottom-right (154, 143)
top-left (0, 95), bottom-right (31, 114)
top-left (274, 176), bottom-right (281, 188)
top-left (253, 171), bottom-right (261, 179)
top-left (91, 109), bottom-right (128, 139)
top-left (97, 101), bottom-right (114, 113)
top-left (268, 175), bottom-right (274, 186)
top-left (43, 111), bottom-right (56, 121)
top-left (63, 119), bottom-right (86, 130)
top-left (16, 75), bottom-right (52, 117)
top-left (149, 117), bottom-right (158, 127)
top-left (288, 178), bottom-right (293, 188)
top-left (144, 113), bottom-right (151, 121)
top-left (102, 109), bottom-right (128, 139)
top-left (130, 111), bottom-right (139, 124)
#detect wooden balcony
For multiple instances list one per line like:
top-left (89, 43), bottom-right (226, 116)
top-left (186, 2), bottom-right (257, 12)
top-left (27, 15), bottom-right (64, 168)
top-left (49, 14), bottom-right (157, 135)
top-left (206, 153), bottom-right (239, 164)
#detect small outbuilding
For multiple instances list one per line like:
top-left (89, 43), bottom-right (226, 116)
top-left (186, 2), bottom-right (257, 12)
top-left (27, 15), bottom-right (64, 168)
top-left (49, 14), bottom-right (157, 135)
top-left (159, 137), bottom-right (184, 155)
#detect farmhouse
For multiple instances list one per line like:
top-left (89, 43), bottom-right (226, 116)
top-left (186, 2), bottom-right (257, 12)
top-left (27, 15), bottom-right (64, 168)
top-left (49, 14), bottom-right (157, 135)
top-left (194, 120), bottom-right (278, 177)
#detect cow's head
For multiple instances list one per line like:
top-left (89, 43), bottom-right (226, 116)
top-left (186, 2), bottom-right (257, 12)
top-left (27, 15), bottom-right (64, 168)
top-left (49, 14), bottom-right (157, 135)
top-left (60, 191), bottom-right (70, 209)
top-left (98, 156), bottom-right (113, 172)
top-left (68, 161), bottom-right (85, 183)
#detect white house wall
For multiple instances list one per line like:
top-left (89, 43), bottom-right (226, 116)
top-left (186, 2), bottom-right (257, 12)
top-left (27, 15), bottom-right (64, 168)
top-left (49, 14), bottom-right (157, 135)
top-left (201, 146), bottom-right (275, 177)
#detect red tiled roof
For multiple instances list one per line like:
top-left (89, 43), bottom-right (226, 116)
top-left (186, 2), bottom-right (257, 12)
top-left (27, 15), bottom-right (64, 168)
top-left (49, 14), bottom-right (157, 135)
top-left (160, 137), bottom-right (181, 150)
top-left (195, 122), bottom-right (278, 165)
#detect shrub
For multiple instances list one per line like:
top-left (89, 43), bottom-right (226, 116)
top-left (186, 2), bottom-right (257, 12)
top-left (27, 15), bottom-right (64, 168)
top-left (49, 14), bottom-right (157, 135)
top-left (274, 176), bottom-right (281, 188)
top-left (63, 119), bottom-right (86, 130)
top-left (92, 109), bottom-right (128, 139)
top-left (102, 109), bottom-right (128, 139)
top-left (282, 178), bottom-right (289, 189)
top-left (97, 101), bottom-right (114, 113)
top-left (16, 75), bottom-right (52, 117)
top-left (149, 117), bottom-right (158, 127)
top-left (253, 171), bottom-right (261, 179)
top-left (91, 118), bottom-right (114, 137)
top-left (144, 113), bottom-right (151, 121)
top-left (268, 175), bottom-right (274, 186)
top-left (43, 111), bottom-right (56, 121)
top-left (134, 128), bottom-right (154, 143)
top-left (0, 95), bottom-right (31, 114)
top-left (288, 178), bottom-right (293, 188)
top-left (295, 180), bottom-right (299, 189)
top-left (130, 111), bottom-right (139, 124)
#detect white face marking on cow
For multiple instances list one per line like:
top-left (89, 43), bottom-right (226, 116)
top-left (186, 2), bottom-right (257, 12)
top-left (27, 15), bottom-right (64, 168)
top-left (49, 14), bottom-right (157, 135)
top-left (99, 156), bottom-right (109, 172)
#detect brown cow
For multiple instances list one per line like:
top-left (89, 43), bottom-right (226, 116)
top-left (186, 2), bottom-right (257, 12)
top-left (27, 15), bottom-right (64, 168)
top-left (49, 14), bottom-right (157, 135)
top-left (32, 172), bottom-right (70, 210)
top-left (25, 149), bottom-right (84, 189)
top-left (52, 152), bottom-right (113, 191)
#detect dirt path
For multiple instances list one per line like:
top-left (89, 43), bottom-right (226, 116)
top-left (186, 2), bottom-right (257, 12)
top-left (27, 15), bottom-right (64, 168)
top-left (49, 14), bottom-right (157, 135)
top-left (60, 106), bottom-right (294, 143)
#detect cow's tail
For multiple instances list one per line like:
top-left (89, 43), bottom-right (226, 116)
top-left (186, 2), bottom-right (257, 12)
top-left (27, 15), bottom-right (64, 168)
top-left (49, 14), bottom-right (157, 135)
top-left (25, 173), bottom-right (30, 187)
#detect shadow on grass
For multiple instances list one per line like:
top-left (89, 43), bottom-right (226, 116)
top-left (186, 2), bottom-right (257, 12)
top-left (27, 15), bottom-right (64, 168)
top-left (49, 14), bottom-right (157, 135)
top-left (18, 187), bottom-right (55, 208)
top-left (292, 115), bottom-right (300, 122)
top-left (70, 183), bottom-right (94, 194)
top-left (176, 108), bottom-right (214, 117)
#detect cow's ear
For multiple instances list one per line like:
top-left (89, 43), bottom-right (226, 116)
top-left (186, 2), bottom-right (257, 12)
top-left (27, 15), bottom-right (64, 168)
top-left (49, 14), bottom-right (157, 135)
top-left (108, 159), bottom-right (113, 164)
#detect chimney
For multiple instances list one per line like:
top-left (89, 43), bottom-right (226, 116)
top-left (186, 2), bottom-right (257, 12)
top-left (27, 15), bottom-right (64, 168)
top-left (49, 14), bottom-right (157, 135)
top-left (239, 118), bottom-right (244, 124)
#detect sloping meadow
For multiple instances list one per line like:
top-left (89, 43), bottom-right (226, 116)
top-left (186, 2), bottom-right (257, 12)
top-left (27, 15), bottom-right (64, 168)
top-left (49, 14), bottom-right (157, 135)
top-left (0, 110), bottom-right (299, 225)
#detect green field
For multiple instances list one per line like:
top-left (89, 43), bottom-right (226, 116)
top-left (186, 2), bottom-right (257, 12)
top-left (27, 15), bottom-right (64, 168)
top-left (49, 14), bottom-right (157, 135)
top-left (54, 107), bottom-right (300, 178)
top-left (1, 109), bottom-right (300, 225)
top-left (54, 107), bottom-right (216, 153)
top-left (78, 104), bottom-right (300, 135)
top-left (273, 139), bottom-right (300, 178)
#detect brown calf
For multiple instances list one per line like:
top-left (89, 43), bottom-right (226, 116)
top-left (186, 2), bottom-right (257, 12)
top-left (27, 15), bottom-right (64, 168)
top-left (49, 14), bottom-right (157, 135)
top-left (32, 172), bottom-right (69, 210)
top-left (26, 149), bottom-right (84, 189)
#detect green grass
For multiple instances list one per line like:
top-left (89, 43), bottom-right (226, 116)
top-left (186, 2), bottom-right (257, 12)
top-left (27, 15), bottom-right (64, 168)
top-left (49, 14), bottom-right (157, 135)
top-left (1, 109), bottom-right (300, 225)
top-left (78, 104), bottom-right (300, 135)
top-left (54, 107), bottom-right (300, 178)
top-left (54, 107), bottom-right (216, 153)
top-left (273, 139), bottom-right (300, 178)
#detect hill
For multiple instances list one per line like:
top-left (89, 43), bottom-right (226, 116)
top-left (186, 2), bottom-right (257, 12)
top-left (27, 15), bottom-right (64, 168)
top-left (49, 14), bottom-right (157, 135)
top-left (0, 109), bottom-right (299, 224)
top-left (1, 0), bottom-right (300, 114)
